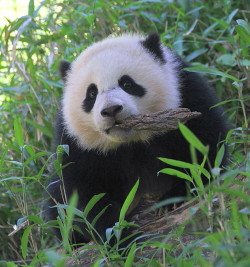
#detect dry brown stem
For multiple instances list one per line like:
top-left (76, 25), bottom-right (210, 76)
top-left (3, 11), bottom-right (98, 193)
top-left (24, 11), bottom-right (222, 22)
top-left (116, 108), bottom-right (201, 131)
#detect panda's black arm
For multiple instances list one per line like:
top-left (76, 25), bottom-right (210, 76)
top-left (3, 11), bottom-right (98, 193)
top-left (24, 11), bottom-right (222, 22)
top-left (46, 125), bottom-right (135, 244)
top-left (45, 166), bottom-right (129, 244)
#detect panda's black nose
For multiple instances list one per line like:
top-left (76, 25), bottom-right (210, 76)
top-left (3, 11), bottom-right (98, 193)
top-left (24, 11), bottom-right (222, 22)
top-left (101, 105), bottom-right (123, 117)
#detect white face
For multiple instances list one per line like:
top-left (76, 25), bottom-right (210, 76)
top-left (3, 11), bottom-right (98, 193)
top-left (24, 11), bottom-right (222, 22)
top-left (62, 34), bottom-right (181, 153)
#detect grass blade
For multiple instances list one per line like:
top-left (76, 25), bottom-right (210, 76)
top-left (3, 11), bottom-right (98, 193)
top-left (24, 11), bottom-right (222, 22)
top-left (119, 180), bottom-right (139, 222)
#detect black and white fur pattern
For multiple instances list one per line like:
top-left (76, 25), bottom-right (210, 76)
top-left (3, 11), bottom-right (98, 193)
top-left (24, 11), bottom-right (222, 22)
top-left (45, 33), bottom-right (228, 245)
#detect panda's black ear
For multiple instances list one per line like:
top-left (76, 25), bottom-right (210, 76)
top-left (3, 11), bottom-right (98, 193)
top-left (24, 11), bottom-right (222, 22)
top-left (59, 60), bottom-right (71, 82)
top-left (141, 33), bottom-right (165, 64)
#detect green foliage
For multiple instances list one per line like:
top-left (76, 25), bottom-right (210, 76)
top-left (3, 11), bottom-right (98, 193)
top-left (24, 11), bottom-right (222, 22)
top-left (159, 123), bottom-right (213, 195)
top-left (43, 179), bottom-right (140, 265)
top-left (0, 0), bottom-right (249, 265)
top-left (119, 180), bottom-right (139, 223)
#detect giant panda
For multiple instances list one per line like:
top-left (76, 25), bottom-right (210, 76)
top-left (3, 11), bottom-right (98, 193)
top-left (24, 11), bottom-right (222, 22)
top-left (44, 33), bottom-right (228, 246)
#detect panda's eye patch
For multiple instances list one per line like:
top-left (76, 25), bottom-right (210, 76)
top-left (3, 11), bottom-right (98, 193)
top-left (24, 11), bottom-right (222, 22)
top-left (119, 75), bottom-right (146, 97)
top-left (83, 84), bottom-right (98, 113)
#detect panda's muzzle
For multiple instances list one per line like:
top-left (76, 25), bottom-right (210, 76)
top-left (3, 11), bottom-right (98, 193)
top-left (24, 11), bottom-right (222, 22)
top-left (101, 105), bottom-right (124, 134)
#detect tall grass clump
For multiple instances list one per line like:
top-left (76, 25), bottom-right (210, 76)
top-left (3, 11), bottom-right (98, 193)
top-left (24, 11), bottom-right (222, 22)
top-left (0, 0), bottom-right (249, 266)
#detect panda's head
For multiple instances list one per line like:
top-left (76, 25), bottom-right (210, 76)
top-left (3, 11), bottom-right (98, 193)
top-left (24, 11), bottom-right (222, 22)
top-left (61, 33), bottom-right (181, 153)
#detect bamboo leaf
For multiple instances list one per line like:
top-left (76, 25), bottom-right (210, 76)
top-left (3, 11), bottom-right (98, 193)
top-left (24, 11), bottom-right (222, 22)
top-left (28, 0), bottom-right (35, 16)
top-left (14, 117), bottom-right (24, 147)
top-left (119, 180), bottom-right (139, 222)
top-left (158, 157), bottom-right (194, 169)
top-left (184, 66), bottom-right (239, 82)
top-left (214, 144), bottom-right (225, 168)
top-left (159, 168), bottom-right (192, 182)
top-left (83, 193), bottom-right (106, 218)
top-left (125, 242), bottom-right (137, 267)
top-left (21, 225), bottom-right (33, 259)
top-left (178, 123), bottom-right (209, 155)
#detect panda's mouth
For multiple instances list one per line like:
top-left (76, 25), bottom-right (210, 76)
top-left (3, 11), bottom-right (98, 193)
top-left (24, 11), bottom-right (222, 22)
top-left (104, 121), bottom-right (122, 135)
top-left (104, 123), bottom-right (134, 142)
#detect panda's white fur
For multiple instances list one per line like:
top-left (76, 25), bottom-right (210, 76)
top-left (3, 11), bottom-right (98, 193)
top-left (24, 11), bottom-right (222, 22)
top-left (62, 33), bottom-right (181, 152)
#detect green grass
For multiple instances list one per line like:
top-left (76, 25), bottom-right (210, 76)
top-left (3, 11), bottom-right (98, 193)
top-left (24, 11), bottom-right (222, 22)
top-left (0, 0), bottom-right (249, 266)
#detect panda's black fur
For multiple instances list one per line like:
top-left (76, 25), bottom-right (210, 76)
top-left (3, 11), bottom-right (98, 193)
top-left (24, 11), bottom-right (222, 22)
top-left (44, 33), bottom-right (228, 245)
